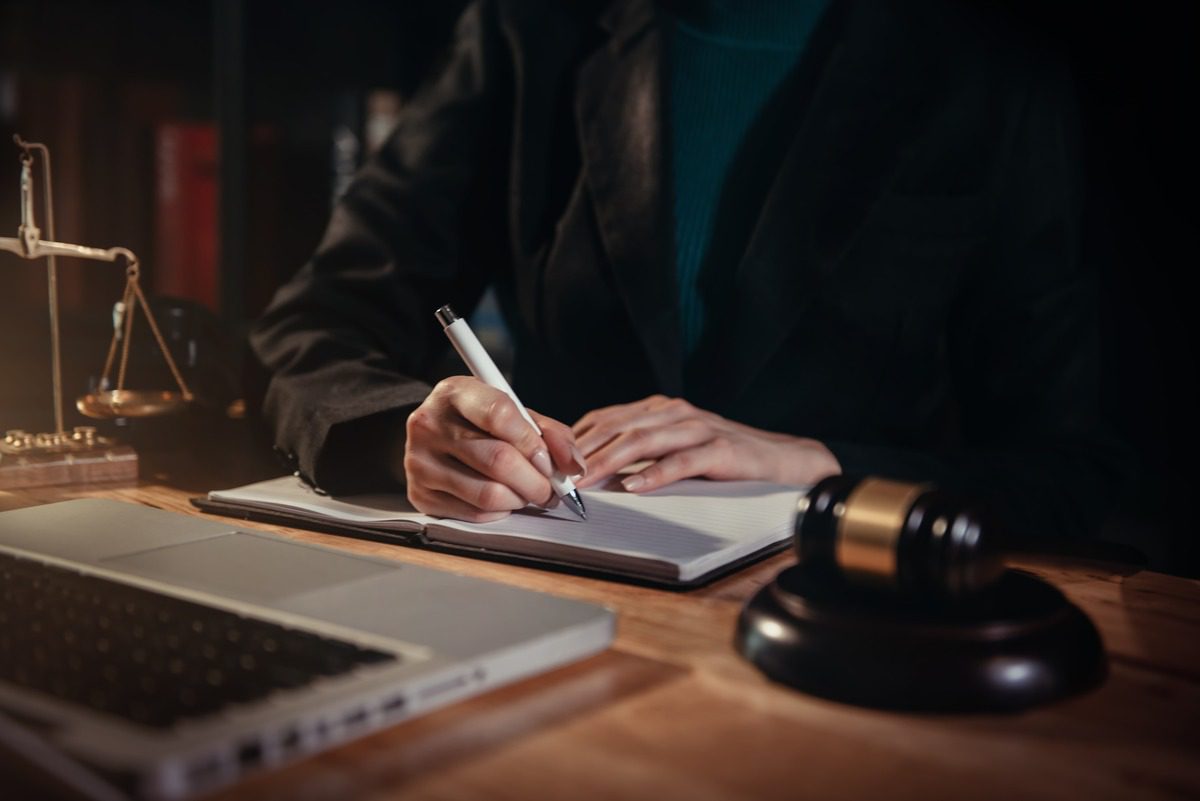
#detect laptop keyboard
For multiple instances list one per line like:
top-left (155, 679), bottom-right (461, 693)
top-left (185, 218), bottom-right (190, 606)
top-left (0, 550), bottom-right (398, 729)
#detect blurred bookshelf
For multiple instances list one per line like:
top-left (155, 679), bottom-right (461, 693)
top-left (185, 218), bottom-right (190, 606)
top-left (0, 0), bottom-right (467, 431)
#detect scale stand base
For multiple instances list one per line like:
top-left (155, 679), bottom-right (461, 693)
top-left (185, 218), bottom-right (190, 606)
top-left (0, 427), bottom-right (137, 490)
top-left (736, 565), bottom-right (1106, 713)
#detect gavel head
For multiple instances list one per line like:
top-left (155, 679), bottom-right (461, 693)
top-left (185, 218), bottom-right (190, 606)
top-left (794, 475), bottom-right (1005, 598)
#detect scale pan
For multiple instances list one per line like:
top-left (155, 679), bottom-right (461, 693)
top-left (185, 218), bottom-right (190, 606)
top-left (76, 390), bottom-right (189, 419)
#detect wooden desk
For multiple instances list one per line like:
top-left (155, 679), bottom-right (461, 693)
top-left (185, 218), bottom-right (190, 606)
top-left (3, 471), bottom-right (1198, 801)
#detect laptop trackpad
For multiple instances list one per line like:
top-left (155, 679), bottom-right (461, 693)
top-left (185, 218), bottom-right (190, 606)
top-left (102, 531), bottom-right (396, 604)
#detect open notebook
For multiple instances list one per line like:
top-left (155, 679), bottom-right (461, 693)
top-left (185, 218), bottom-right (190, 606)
top-left (194, 476), bottom-right (806, 587)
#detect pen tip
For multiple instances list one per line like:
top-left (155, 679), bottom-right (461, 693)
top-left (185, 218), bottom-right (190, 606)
top-left (564, 490), bottom-right (587, 521)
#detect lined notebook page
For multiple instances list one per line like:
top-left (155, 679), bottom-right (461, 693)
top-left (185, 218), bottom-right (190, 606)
top-left (438, 480), bottom-right (805, 582)
top-left (210, 476), bottom-right (805, 582)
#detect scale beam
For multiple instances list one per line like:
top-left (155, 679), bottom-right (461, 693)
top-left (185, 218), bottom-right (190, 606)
top-left (0, 136), bottom-right (195, 489)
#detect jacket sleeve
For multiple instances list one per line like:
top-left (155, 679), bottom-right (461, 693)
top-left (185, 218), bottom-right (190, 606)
top-left (249, 1), bottom-right (512, 493)
top-left (829, 59), bottom-right (1129, 545)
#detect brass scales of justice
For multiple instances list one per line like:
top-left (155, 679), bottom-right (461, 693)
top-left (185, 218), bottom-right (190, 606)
top-left (0, 135), bottom-right (194, 489)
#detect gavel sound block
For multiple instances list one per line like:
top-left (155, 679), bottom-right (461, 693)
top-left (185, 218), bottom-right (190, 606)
top-left (736, 476), bottom-right (1106, 712)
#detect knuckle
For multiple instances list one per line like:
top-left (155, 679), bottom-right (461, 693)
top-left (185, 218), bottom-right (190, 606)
top-left (711, 436), bottom-right (737, 458)
top-left (406, 407), bottom-right (432, 436)
top-left (675, 450), bottom-right (699, 473)
top-left (514, 426), bottom-right (543, 455)
top-left (483, 396), bottom-right (515, 431)
top-left (431, 376), bottom-right (463, 399)
top-left (627, 427), bottom-right (651, 446)
top-left (406, 484), bottom-right (430, 512)
top-left (402, 449), bottom-right (427, 480)
top-left (667, 397), bottom-right (692, 414)
top-left (484, 442), bottom-right (520, 476)
top-left (475, 481), bottom-right (510, 511)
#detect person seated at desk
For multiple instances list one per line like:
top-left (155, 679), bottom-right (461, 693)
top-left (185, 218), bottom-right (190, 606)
top-left (251, 0), bottom-right (1126, 542)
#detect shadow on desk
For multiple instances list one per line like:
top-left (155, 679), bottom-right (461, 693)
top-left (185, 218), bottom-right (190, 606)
top-left (112, 410), bottom-right (281, 495)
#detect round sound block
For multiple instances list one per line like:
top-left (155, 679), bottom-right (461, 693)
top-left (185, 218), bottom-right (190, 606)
top-left (736, 566), bottom-right (1106, 712)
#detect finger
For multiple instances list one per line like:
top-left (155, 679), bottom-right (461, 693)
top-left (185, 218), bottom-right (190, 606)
top-left (407, 486), bottom-right (512, 523)
top-left (407, 438), bottom-right (552, 517)
top-left (574, 419), bottom-right (714, 488)
top-left (573, 397), bottom-right (650, 438)
top-left (449, 382), bottom-right (550, 470)
top-left (406, 380), bottom-right (552, 510)
top-left (444, 439), bottom-right (555, 508)
top-left (529, 409), bottom-right (587, 477)
top-left (574, 397), bottom-right (703, 456)
top-left (405, 446), bottom-right (530, 511)
top-left (571, 394), bottom-right (677, 440)
top-left (619, 438), bottom-right (740, 493)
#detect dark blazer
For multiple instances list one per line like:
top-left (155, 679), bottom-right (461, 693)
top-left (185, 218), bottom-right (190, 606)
top-left (251, 0), bottom-right (1125, 542)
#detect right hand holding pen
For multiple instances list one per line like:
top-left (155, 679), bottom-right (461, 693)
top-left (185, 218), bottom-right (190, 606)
top-left (403, 376), bottom-right (586, 522)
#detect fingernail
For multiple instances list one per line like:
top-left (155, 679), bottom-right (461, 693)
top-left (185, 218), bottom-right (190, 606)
top-left (621, 474), bottom-right (646, 492)
top-left (570, 445), bottom-right (588, 477)
top-left (532, 449), bottom-right (554, 478)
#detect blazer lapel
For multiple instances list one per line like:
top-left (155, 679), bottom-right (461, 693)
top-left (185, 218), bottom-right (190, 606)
top-left (717, 1), bottom-right (941, 407)
top-left (574, 0), bottom-right (683, 395)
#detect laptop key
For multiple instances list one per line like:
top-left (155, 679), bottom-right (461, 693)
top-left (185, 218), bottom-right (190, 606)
top-left (0, 550), bottom-right (399, 729)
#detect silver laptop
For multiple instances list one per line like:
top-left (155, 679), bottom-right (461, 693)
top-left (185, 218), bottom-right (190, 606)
top-left (0, 499), bottom-right (614, 800)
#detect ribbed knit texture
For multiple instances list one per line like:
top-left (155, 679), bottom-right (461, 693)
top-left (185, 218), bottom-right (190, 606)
top-left (666, 0), bottom-right (828, 356)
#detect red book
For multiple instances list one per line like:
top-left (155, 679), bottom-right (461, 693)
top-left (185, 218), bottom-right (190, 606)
top-left (153, 123), bottom-right (218, 311)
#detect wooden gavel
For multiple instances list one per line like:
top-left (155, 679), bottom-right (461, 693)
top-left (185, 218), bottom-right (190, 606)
top-left (792, 475), bottom-right (1005, 597)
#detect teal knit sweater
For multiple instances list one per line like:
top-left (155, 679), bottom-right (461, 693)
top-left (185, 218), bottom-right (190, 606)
top-left (666, 0), bottom-right (829, 357)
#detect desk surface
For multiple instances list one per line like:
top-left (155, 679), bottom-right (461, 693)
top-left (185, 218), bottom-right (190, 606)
top-left (3, 466), bottom-right (1198, 801)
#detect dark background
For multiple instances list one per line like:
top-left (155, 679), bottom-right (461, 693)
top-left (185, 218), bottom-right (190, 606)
top-left (0, 1), bottom-right (1195, 575)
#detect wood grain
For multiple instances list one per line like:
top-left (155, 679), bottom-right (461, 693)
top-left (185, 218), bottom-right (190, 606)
top-left (2, 469), bottom-right (1197, 801)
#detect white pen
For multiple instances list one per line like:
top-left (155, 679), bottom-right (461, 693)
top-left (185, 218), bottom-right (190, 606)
top-left (435, 305), bottom-right (587, 520)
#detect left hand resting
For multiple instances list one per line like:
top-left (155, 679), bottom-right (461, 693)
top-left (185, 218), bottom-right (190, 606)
top-left (571, 395), bottom-right (841, 493)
